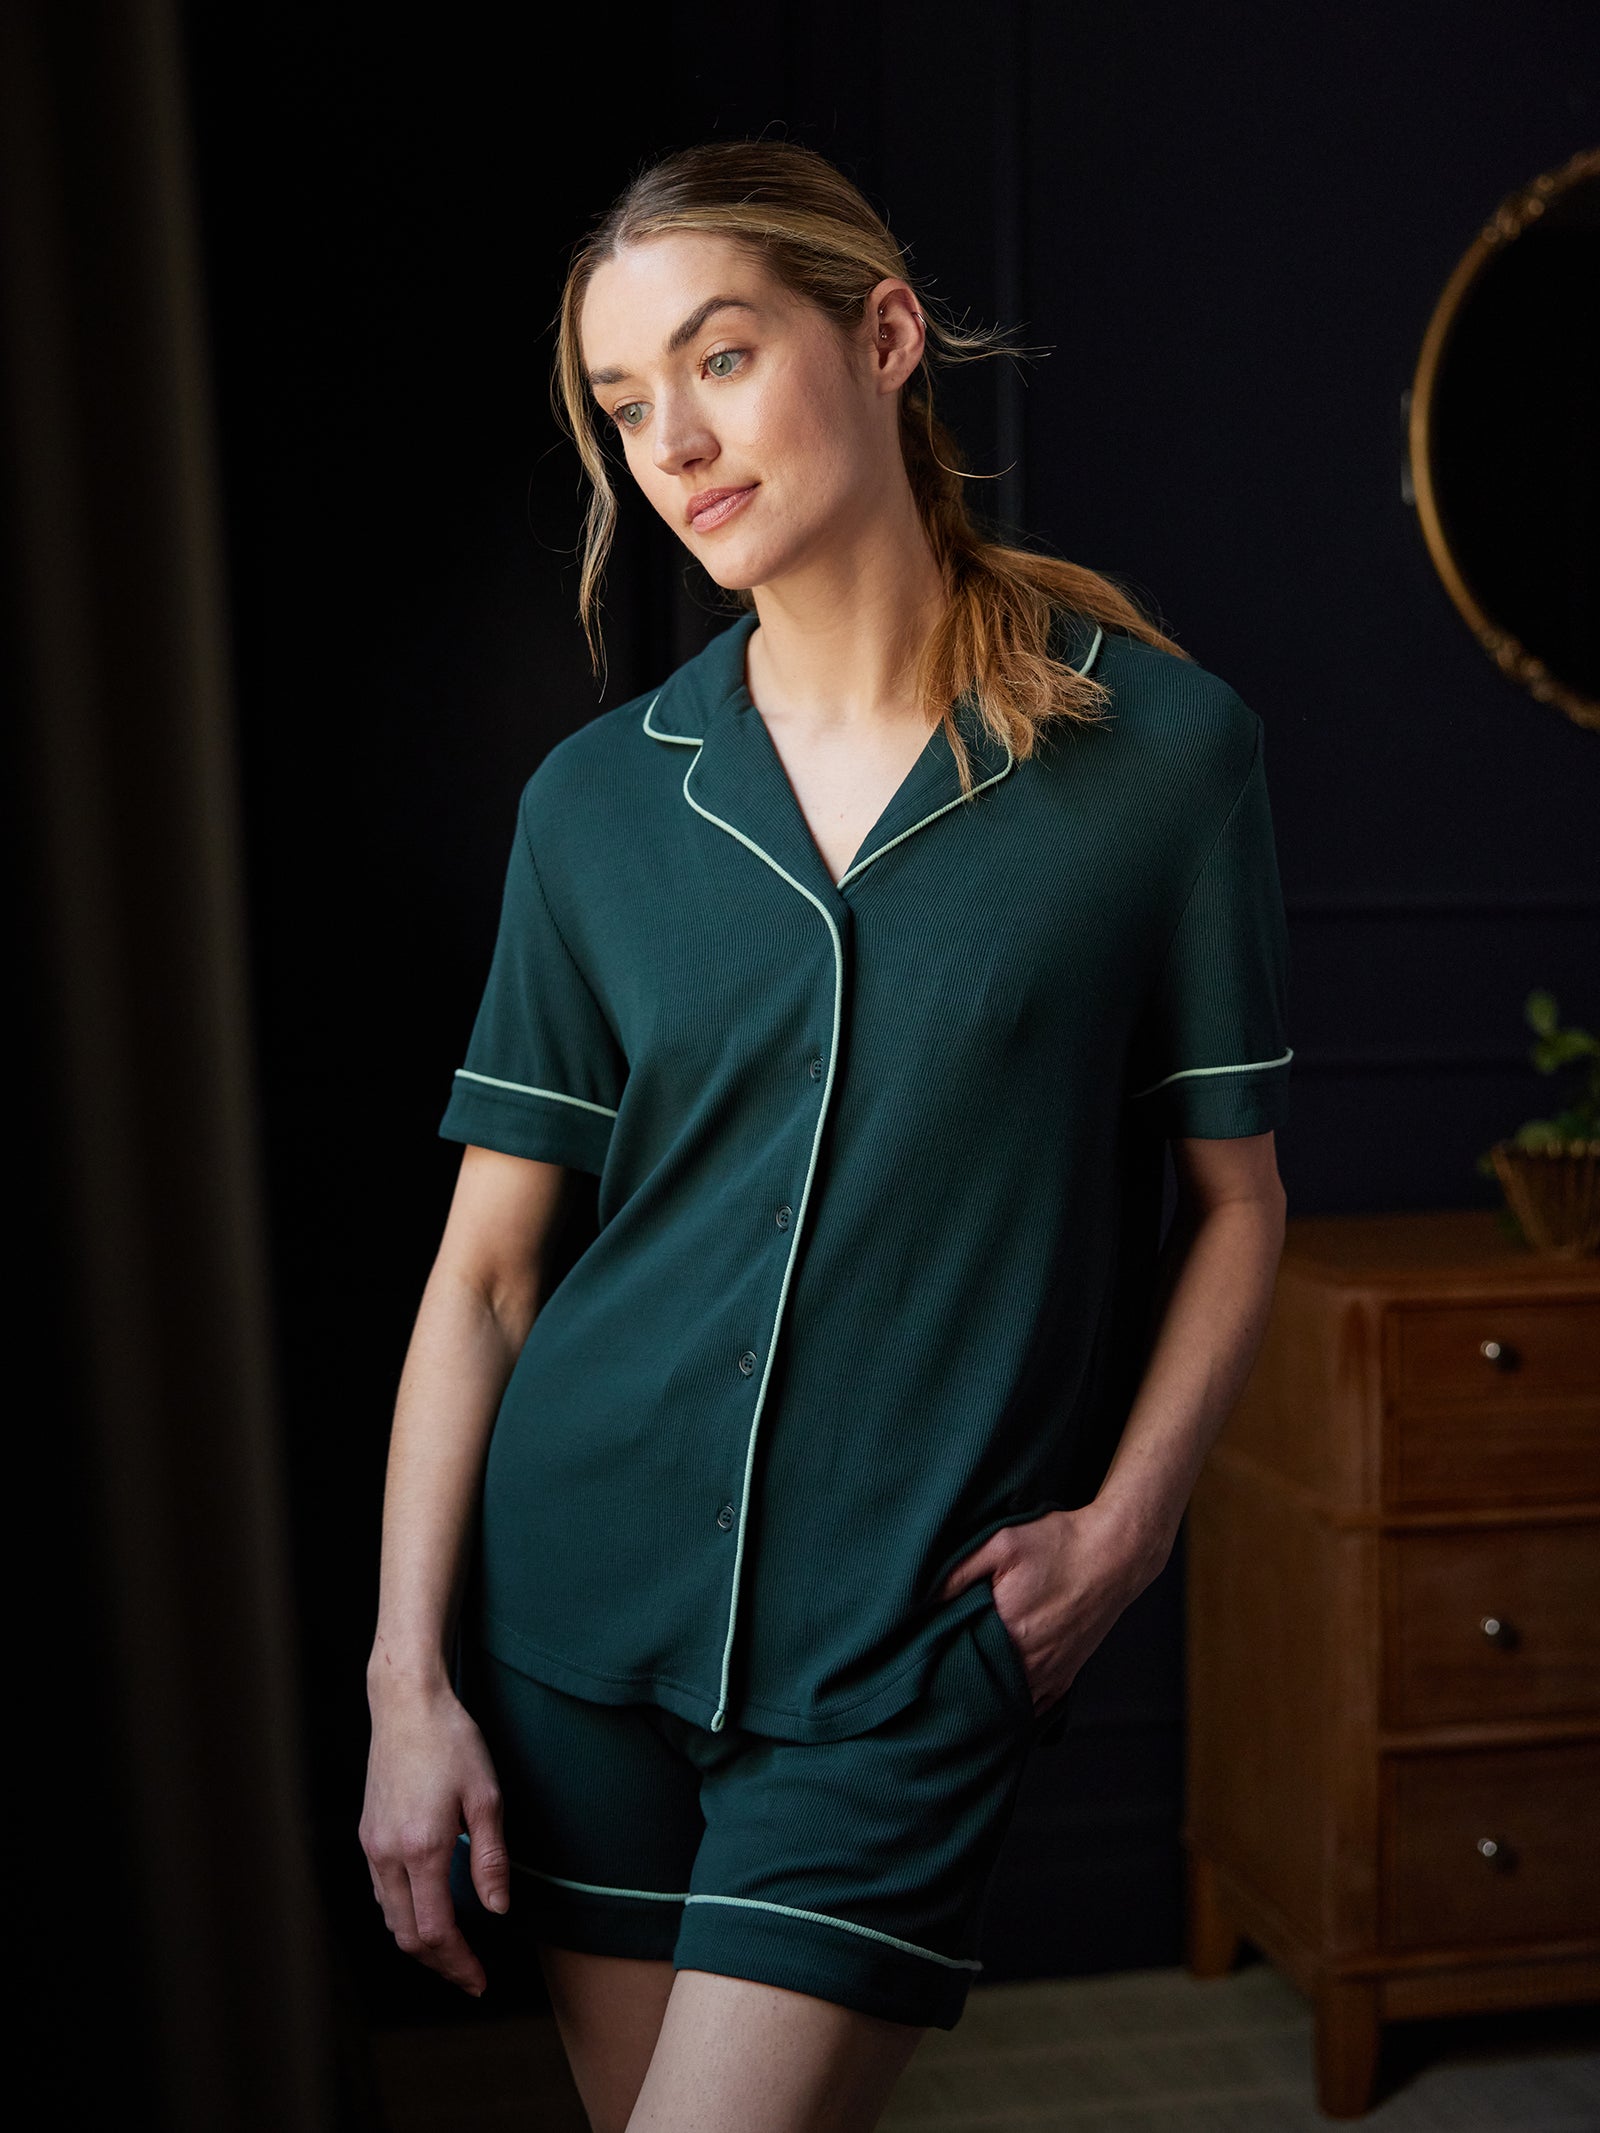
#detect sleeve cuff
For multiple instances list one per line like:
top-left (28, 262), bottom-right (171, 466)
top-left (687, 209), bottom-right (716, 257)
top-left (438, 1072), bottom-right (616, 1175)
top-left (1129, 1051), bottom-right (1292, 1139)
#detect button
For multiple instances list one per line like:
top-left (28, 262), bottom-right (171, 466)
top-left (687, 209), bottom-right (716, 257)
top-left (738, 1350), bottom-right (758, 1376)
top-left (716, 1501), bottom-right (735, 1531)
top-left (775, 1205), bottom-right (792, 1229)
top-left (808, 1057), bottom-right (824, 1082)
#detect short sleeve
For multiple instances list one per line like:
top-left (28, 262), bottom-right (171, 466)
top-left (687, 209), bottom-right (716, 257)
top-left (438, 784), bottom-right (627, 1174)
top-left (1125, 716), bottom-right (1292, 1139)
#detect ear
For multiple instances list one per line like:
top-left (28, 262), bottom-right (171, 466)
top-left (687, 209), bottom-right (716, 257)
top-left (864, 277), bottom-right (926, 394)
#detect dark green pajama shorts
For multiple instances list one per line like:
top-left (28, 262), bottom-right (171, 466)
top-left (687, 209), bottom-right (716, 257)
top-left (450, 1595), bottom-right (1076, 2030)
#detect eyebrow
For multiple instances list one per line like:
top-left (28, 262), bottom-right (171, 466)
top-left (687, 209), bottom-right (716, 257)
top-left (586, 296), bottom-right (760, 390)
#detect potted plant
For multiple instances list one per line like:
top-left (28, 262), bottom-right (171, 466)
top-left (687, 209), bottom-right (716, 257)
top-left (1476, 990), bottom-right (1600, 1255)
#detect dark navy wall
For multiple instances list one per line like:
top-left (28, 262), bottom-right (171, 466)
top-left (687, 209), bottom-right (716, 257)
top-left (181, 0), bottom-right (1598, 2021)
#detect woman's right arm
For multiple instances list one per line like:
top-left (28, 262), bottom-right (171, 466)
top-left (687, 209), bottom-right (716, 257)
top-left (359, 1142), bottom-right (572, 1997)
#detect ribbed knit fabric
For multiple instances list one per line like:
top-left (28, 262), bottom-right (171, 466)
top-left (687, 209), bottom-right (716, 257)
top-left (450, 1603), bottom-right (1037, 2030)
top-left (439, 608), bottom-right (1292, 1742)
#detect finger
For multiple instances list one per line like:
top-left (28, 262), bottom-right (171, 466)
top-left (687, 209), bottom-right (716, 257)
top-left (371, 1857), bottom-right (421, 1951)
top-left (375, 1847), bottom-right (483, 1997)
top-left (938, 1546), bottom-right (1000, 1600)
top-left (409, 1918), bottom-right (486, 1995)
top-left (408, 1853), bottom-right (487, 1997)
top-left (464, 1792), bottom-right (512, 1918)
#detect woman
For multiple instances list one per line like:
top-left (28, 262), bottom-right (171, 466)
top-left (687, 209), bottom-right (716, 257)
top-left (360, 139), bottom-right (1291, 2133)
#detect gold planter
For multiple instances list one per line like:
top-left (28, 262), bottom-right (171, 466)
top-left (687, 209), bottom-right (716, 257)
top-left (1488, 1140), bottom-right (1600, 1256)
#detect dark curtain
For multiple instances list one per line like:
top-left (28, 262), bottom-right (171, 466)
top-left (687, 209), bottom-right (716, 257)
top-left (3, 5), bottom-right (345, 2124)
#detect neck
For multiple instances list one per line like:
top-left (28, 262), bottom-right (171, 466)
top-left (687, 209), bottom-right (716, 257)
top-left (742, 477), bottom-right (949, 735)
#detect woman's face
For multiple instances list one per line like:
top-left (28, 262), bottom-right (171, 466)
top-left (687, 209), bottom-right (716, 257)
top-left (579, 230), bottom-right (921, 592)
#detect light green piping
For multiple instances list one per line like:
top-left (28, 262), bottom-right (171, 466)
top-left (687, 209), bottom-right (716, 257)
top-left (838, 751), bottom-right (1015, 886)
top-left (679, 749), bottom-right (845, 1734)
top-left (644, 621), bottom-right (1104, 750)
top-left (644, 679), bottom-right (841, 1733)
top-left (1128, 1046), bottom-right (1294, 1100)
top-left (456, 1840), bottom-right (979, 1970)
top-left (454, 1067), bottom-right (618, 1117)
top-left (837, 624), bottom-right (1102, 889)
top-left (641, 692), bottom-right (695, 745)
top-left (524, 1868), bottom-right (691, 1903)
top-left (455, 1835), bottom-right (688, 1901)
top-left (684, 1893), bottom-right (982, 1971)
top-left (647, 686), bottom-right (1017, 893)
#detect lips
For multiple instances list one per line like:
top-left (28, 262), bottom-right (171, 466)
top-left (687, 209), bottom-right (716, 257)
top-left (687, 483), bottom-right (758, 533)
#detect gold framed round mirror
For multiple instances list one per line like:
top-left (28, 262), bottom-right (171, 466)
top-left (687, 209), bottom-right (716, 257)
top-left (1407, 146), bottom-right (1599, 732)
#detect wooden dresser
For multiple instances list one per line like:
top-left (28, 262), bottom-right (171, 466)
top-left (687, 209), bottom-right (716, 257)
top-left (1183, 1209), bottom-right (1600, 2117)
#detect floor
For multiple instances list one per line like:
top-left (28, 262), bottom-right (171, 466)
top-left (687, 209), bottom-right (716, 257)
top-left (367, 1961), bottom-right (1600, 2130)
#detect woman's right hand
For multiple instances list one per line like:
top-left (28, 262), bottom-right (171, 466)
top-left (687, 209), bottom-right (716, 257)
top-left (359, 1675), bottom-right (511, 1997)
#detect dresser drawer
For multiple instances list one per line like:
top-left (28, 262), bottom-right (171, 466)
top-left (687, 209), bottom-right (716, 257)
top-left (1384, 1525), bottom-right (1600, 1728)
top-left (1389, 1301), bottom-right (1600, 1407)
top-left (1387, 1406), bottom-right (1600, 1509)
top-left (1382, 1741), bottom-right (1600, 1951)
top-left (1384, 1299), bottom-right (1600, 1508)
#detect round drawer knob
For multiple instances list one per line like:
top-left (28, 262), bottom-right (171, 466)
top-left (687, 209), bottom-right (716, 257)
top-left (1479, 1338), bottom-right (1521, 1370)
top-left (1476, 1835), bottom-right (1514, 1871)
top-left (1479, 1614), bottom-right (1518, 1650)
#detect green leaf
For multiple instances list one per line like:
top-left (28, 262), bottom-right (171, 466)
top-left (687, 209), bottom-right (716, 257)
top-left (1525, 989), bottom-right (1560, 1036)
top-left (1513, 1118), bottom-right (1564, 1150)
top-left (1545, 1029), bottom-right (1598, 1067)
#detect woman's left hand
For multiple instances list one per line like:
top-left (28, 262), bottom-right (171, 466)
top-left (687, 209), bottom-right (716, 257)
top-left (937, 1502), bottom-right (1170, 1715)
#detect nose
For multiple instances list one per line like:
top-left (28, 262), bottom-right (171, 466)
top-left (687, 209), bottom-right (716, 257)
top-left (651, 387), bottom-right (717, 479)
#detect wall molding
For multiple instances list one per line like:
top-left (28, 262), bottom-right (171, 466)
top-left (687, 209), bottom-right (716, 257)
top-left (1283, 1048), bottom-right (1552, 1076)
top-left (1287, 891), bottom-right (1599, 918)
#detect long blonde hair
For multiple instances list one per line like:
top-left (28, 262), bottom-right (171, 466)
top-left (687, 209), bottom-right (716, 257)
top-left (554, 140), bottom-right (1191, 792)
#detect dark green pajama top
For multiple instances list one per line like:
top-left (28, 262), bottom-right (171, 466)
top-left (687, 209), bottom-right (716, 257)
top-left (439, 607), bottom-right (1292, 1741)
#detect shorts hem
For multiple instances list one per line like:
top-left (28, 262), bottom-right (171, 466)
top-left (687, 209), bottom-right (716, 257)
top-left (460, 1841), bottom-right (977, 2027)
top-left (673, 1897), bottom-right (976, 2031)
top-left (500, 1856), bottom-right (685, 1963)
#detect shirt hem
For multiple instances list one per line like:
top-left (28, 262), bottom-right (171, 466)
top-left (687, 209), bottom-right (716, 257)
top-left (474, 1600), bottom-right (980, 1743)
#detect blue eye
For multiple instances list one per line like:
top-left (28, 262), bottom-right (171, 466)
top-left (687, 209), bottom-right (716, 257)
top-left (705, 349), bottom-right (744, 379)
top-left (614, 403), bottom-right (646, 431)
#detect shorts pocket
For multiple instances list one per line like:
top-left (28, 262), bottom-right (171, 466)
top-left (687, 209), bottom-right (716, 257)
top-left (970, 1587), bottom-right (1034, 1719)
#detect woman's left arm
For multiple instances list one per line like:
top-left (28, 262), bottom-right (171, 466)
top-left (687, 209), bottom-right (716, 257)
top-left (940, 1132), bottom-right (1287, 1713)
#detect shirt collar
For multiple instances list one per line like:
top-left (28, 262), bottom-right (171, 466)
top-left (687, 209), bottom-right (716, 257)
top-left (643, 605), bottom-right (1105, 907)
top-left (642, 605), bottom-right (1105, 749)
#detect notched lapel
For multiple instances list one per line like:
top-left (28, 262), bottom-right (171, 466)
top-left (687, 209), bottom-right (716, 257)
top-left (643, 605), bottom-right (1105, 911)
top-left (841, 705), bottom-right (1014, 886)
top-left (685, 693), bottom-right (851, 916)
top-left (644, 609), bottom-right (848, 915)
